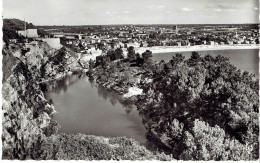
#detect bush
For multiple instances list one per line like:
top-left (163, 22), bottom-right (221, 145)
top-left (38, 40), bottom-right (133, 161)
top-left (137, 53), bottom-right (259, 160)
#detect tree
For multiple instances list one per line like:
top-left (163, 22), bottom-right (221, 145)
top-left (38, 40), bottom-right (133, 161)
top-left (107, 49), bottom-right (116, 61)
top-left (187, 51), bottom-right (202, 66)
top-left (127, 46), bottom-right (136, 62)
top-left (137, 53), bottom-right (259, 160)
top-left (114, 48), bottom-right (124, 60)
top-left (135, 53), bottom-right (144, 67)
top-left (168, 53), bottom-right (185, 68)
top-left (142, 50), bottom-right (152, 61)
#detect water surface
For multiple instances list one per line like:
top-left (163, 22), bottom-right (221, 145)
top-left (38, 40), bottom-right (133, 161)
top-left (152, 49), bottom-right (259, 78)
top-left (45, 75), bottom-right (147, 145)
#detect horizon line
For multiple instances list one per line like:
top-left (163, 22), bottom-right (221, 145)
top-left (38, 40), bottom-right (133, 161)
top-left (35, 23), bottom-right (260, 26)
top-left (3, 18), bottom-right (259, 26)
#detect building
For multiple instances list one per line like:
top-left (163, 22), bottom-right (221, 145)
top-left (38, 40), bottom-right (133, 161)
top-left (18, 29), bottom-right (39, 38)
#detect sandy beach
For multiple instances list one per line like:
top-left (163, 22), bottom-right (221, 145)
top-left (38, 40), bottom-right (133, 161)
top-left (129, 44), bottom-right (259, 54)
top-left (80, 44), bottom-right (259, 61)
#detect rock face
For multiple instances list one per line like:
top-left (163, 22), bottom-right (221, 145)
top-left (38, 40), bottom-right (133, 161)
top-left (4, 42), bottom-right (81, 83)
top-left (2, 47), bottom-right (20, 83)
top-left (2, 42), bottom-right (75, 159)
top-left (2, 61), bottom-right (58, 159)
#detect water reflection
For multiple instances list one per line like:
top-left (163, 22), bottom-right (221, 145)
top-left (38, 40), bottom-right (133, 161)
top-left (93, 78), bottom-right (135, 114)
top-left (45, 74), bottom-right (147, 145)
top-left (46, 74), bottom-right (135, 114)
top-left (44, 75), bottom-right (80, 95)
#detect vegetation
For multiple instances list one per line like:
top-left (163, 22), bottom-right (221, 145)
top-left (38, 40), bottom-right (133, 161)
top-left (38, 134), bottom-right (171, 160)
top-left (90, 48), bottom-right (259, 161)
top-left (137, 52), bottom-right (259, 160)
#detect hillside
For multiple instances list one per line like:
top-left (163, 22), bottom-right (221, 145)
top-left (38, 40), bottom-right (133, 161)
top-left (3, 19), bottom-right (48, 44)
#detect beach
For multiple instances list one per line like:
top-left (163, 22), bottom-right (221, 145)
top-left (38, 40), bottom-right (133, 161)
top-left (128, 44), bottom-right (259, 54)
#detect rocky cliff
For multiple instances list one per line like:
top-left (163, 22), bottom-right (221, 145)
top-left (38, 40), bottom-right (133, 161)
top-left (2, 61), bottom-right (58, 159)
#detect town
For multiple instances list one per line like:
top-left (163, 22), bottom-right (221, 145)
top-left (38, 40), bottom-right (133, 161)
top-left (5, 19), bottom-right (259, 56)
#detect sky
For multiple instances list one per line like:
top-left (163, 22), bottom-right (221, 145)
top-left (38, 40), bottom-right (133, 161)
top-left (2, 0), bottom-right (259, 25)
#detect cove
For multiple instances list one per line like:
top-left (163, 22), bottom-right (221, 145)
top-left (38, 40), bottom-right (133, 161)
top-left (45, 75), bottom-right (147, 145)
top-left (45, 49), bottom-right (258, 147)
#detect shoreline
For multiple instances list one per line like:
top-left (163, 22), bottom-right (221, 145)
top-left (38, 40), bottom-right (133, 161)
top-left (81, 45), bottom-right (259, 60)
top-left (128, 44), bottom-right (259, 54)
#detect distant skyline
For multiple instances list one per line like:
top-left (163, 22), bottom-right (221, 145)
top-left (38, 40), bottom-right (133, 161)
top-left (2, 0), bottom-right (259, 25)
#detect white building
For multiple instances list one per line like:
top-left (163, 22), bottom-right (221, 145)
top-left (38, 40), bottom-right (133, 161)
top-left (18, 29), bottom-right (39, 38)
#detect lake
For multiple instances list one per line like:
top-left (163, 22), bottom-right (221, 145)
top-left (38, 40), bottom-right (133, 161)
top-left (152, 49), bottom-right (259, 78)
top-left (45, 49), bottom-right (259, 147)
top-left (45, 75), bottom-right (147, 145)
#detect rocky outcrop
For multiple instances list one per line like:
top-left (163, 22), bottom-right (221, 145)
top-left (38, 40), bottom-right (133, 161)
top-left (2, 61), bottom-right (58, 159)
top-left (2, 42), bottom-right (74, 159)
top-left (4, 42), bottom-right (82, 83)
top-left (2, 46), bottom-right (20, 83)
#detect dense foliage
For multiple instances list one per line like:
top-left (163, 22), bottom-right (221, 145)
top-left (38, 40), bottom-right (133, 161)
top-left (137, 52), bottom-right (259, 160)
top-left (91, 48), bottom-right (259, 160)
top-left (38, 134), bottom-right (171, 160)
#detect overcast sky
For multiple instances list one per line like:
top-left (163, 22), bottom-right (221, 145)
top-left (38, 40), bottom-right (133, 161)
top-left (2, 0), bottom-right (259, 25)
